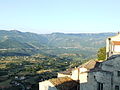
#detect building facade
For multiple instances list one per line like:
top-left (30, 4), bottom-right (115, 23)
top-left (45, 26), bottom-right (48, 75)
top-left (106, 33), bottom-right (120, 58)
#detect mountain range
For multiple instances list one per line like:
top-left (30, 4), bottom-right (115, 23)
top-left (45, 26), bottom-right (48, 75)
top-left (0, 30), bottom-right (115, 58)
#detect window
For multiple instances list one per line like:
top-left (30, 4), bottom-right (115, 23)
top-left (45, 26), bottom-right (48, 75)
top-left (97, 82), bottom-right (103, 90)
top-left (115, 85), bottom-right (119, 90)
top-left (117, 71), bottom-right (120, 76)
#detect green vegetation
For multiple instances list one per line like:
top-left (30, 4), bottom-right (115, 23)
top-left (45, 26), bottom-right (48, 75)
top-left (97, 47), bottom-right (106, 60)
top-left (0, 54), bottom-right (85, 90)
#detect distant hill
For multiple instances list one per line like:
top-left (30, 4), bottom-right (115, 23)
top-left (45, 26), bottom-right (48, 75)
top-left (0, 30), bottom-right (48, 48)
top-left (46, 32), bottom-right (115, 48)
top-left (0, 30), bottom-right (115, 58)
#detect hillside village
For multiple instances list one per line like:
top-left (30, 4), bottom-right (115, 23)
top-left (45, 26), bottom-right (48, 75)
top-left (39, 33), bottom-right (120, 90)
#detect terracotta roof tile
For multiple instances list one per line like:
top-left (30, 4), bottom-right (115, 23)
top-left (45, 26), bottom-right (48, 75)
top-left (112, 41), bottom-right (120, 45)
top-left (80, 60), bottom-right (98, 70)
top-left (58, 68), bottom-right (73, 75)
top-left (49, 77), bottom-right (79, 90)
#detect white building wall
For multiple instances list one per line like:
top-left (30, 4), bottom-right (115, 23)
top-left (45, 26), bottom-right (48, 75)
top-left (79, 72), bottom-right (88, 83)
top-left (79, 72), bottom-right (90, 90)
top-left (39, 81), bottom-right (57, 90)
top-left (71, 68), bottom-right (87, 81)
top-left (71, 68), bottom-right (79, 81)
top-left (106, 34), bottom-right (120, 58)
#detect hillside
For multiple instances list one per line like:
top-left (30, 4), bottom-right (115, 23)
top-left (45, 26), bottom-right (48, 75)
top-left (0, 30), bottom-right (115, 58)
top-left (0, 30), bottom-right (48, 48)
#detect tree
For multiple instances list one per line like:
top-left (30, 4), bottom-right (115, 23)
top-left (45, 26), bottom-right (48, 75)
top-left (97, 47), bottom-right (106, 60)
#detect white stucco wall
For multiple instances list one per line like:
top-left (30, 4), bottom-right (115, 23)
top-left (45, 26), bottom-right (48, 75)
top-left (80, 68), bottom-right (87, 73)
top-left (106, 34), bottom-right (120, 58)
top-left (79, 72), bottom-right (89, 90)
top-left (39, 81), bottom-right (57, 90)
top-left (71, 68), bottom-right (79, 81)
top-left (71, 68), bottom-right (87, 81)
top-left (79, 72), bottom-right (88, 83)
top-left (114, 45), bottom-right (120, 52)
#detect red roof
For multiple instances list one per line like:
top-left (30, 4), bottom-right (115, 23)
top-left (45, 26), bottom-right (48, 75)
top-left (112, 41), bottom-right (120, 45)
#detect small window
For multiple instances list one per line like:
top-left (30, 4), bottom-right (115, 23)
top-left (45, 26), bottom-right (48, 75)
top-left (97, 82), bottom-right (103, 90)
top-left (115, 85), bottom-right (119, 90)
top-left (117, 71), bottom-right (120, 76)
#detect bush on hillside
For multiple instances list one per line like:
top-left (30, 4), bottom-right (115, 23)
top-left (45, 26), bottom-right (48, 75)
top-left (97, 47), bottom-right (106, 60)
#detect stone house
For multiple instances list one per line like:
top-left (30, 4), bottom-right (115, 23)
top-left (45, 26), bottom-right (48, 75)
top-left (81, 55), bottom-right (120, 90)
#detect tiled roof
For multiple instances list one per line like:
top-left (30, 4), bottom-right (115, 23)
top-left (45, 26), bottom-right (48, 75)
top-left (49, 77), bottom-right (79, 90)
top-left (80, 60), bottom-right (99, 70)
top-left (112, 41), bottom-right (120, 45)
top-left (58, 68), bottom-right (73, 75)
top-left (59, 60), bottom-right (100, 75)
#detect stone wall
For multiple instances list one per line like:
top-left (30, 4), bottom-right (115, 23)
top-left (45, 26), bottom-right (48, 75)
top-left (83, 71), bottom-right (112, 90)
top-left (102, 57), bottom-right (120, 90)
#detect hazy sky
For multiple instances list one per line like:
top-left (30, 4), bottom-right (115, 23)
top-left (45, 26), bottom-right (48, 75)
top-left (0, 0), bottom-right (120, 34)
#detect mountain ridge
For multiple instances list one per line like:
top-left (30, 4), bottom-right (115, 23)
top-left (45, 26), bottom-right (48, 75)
top-left (0, 30), bottom-right (116, 57)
